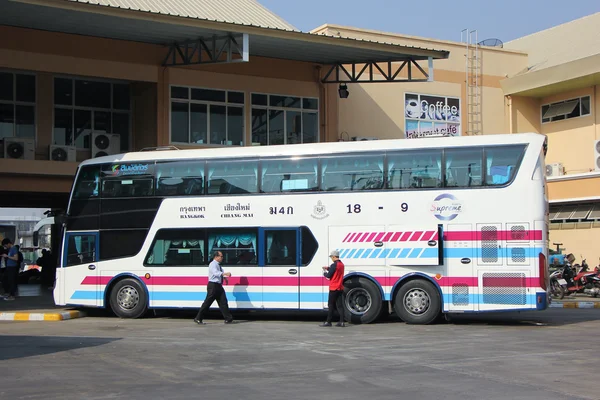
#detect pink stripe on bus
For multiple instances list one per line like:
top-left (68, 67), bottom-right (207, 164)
top-left (410, 231), bottom-right (423, 241)
top-left (400, 232), bottom-right (412, 241)
top-left (390, 232), bottom-right (402, 242)
top-left (382, 232), bottom-right (394, 242)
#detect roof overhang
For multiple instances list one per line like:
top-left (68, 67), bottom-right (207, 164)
top-left (1, 0), bottom-right (449, 70)
top-left (501, 53), bottom-right (600, 97)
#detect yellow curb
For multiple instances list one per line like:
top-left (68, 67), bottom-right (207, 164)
top-left (0, 310), bottom-right (85, 321)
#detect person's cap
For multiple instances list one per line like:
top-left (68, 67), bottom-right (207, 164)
top-left (329, 250), bottom-right (340, 257)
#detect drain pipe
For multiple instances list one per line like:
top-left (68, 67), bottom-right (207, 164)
top-left (316, 65), bottom-right (327, 142)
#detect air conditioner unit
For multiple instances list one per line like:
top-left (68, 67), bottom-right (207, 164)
top-left (545, 163), bottom-right (564, 177)
top-left (594, 140), bottom-right (600, 172)
top-left (49, 145), bottom-right (76, 162)
top-left (91, 132), bottom-right (120, 158)
top-left (351, 136), bottom-right (379, 141)
top-left (3, 137), bottom-right (35, 160)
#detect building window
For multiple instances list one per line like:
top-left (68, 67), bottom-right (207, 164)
top-left (0, 71), bottom-right (36, 140)
top-left (53, 77), bottom-right (131, 150)
top-left (170, 86), bottom-right (244, 146)
top-left (541, 96), bottom-right (591, 123)
top-left (251, 93), bottom-right (318, 145)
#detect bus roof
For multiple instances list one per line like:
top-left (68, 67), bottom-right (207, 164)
top-left (80, 133), bottom-right (545, 166)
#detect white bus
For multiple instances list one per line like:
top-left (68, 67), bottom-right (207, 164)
top-left (54, 133), bottom-right (550, 324)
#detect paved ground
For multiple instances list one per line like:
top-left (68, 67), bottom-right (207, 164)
top-left (1, 306), bottom-right (600, 400)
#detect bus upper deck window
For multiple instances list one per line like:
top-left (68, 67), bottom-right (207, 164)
top-left (73, 166), bottom-right (100, 198)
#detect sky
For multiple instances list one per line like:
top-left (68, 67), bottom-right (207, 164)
top-left (258, 0), bottom-right (600, 43)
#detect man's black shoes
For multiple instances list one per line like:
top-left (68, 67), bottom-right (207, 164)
top-left (224, 319), bottom-right (234, 324)
top-left (335, 322), bottom-right (346, 327)
top-left (319, 322), bottom-right (332, 327)
top-left (193, 319), bottom-right (205, 325)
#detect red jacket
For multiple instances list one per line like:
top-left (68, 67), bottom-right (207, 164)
top-left (324, 260), bottom-right (345, 291)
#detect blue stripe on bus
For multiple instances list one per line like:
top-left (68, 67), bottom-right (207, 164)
top-left (71, 291), bottom-right (536, 305)
top-left (70, 291), bottom-right (324, 303)
top-left (446, 294), bottom-right (536, 305)
top-left (336, 247), bottom-right (543, 259)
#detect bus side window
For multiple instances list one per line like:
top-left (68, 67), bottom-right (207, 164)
top-left (321, 154), bottom-right (384, 191)
top-left (444, 147), bottom-right (483, 188)
top-left (207, 160), bottom-right (258, 195)
top-left (156, 161), bottom-right (205, 196)
top-left (485, 145), bottom-right (525, 186)
top-left (261, 157), bottom-right (318, 193)
top-left (387, 150), bottom-right (442, 189)
top-left (66, 234), bottom-right (97, 266)
top-left (73, 165), bottom-right (101, 198)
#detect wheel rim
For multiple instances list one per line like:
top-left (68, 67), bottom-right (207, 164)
top-left (403, 288), bottom-right (431, 316)
top-left (346, 288), bottom-right (372, 315)
top-left (117, 285), bottom-right (140, 310)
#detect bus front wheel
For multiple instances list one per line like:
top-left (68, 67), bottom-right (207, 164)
top-left (394, 280), bottom-right (441, 325)
top-left (343, 277), bottom-right (382, 324)
top-left (109, 278), bottom-right (148, 319)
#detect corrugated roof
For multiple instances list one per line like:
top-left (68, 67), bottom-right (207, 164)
top-left (64, 0), bottom-right (298, 31)
top-left (0, 0), bottom-right (448, 63)
top-left (505, 12), bottom-right (600, 73)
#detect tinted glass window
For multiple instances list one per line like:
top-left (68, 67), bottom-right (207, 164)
top-left (228, 91), bottom-right (244, 104)
top-left (75, 80), bottom-right (110, 109)
top-left (66, 234), bottom-right (96, 267)
top-left (321, 154), bottom-right (384, 191)
top-left (207, 160), bottom-right (258, 194)
top-left (261, 157), bottom-right (318, 193)
top-left (0, 72), bottom-right (13, 101)
top-left (171, 86), bottom-right (189, 99)
top-left (445, 147), bottom-right (483, 188)
top-left (387, 150), bottom-right (442, 189)
top-left (16, 74), bottom-right (35, 103)
top-left (251, 93), bottom-right (267, 106)
top-left (113, 83), bottom-right (130, 110)
top-left (102, 178), bottom-right (153, 198)
top-left (208, 229), bottom-right (257, 265)
top-left (146, 228), bottom-right (206, 266)
top-left (191, 88), bottom-right (225, 102)
top-left (101, 229), bottom-right (147, 261)
top-left (303, 98), bottom-right (318, 110)
top-left (265, 230), bottom-right (297, 266)
top-left (485, 145), bottom-right (525, 186)
top-left (156, 161), bottom-right (204, 196)
top-left (73, 166), bottom-right (101, 198)
top-left (301, 227), bottom-right (318, 266)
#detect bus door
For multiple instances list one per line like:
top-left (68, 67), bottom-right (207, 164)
top-left (62, 231), bottom-right (101, 307)
top-left (260, 228), bottom-right (300, 309)
top-left (444, 224), bottom-right (475, 312)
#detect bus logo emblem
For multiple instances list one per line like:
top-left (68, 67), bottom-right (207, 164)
top-left (431, 193), bottom-right (463, 221)
top-left (311, 200), bottom-right (329, 220)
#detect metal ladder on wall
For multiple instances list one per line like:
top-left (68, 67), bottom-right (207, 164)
top-left (461, 29), bottom-right (482, 135)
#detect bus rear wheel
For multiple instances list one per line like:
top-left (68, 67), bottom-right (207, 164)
top-left (343, 277), bottom-right (382, 324)
top-left (394, 280), bottom-right (441, 325)
top-left (109, 278), bottom-right (148, 319)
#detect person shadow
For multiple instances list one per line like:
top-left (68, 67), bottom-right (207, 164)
top-left (232, 276), bottom-right (252, 307)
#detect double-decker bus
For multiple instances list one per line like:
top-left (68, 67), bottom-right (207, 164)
top-left (54, 133), bottom-right (549, 324)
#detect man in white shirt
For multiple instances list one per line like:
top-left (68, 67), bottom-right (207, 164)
top-left (194, 251), bottom-right (233, 325)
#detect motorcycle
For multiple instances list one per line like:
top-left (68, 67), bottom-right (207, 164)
top-left (553, 257), bottom-right (600, 298)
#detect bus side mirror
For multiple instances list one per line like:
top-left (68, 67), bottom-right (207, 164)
top-left (33, 231), bottom-right (39, 247)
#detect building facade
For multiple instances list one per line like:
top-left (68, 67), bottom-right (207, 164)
top-left (0, 1), bottom-right (598, 263)
top-left (318, 14), bottom-right (600, 265)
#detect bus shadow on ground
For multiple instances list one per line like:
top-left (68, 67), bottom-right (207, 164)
top-left (0, 335), bottom-right (119, 361)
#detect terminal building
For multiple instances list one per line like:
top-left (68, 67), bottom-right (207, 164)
top-left (0, 1), bottom-right (598, 262)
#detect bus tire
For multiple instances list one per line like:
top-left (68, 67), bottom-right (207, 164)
top-left (394, 279), bottom-right (441, 325)
top-left (343, 277), bottom-right (382, 324)
top-left (109, 278), bottom-right (148, 319)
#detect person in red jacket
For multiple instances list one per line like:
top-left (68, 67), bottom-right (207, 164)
top-left (320, 250), bottom-right (345, 327)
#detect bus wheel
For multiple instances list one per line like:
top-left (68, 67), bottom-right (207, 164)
top-left (394, 280), bottom-right (441, 325)
top-left (343, 277), bottom-right (382, 324)
top-left (109, 278), bottom-right (148, 319)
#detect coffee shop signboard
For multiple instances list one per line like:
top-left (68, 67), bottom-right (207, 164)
top-left (404, 93), bottom-right (461, 139)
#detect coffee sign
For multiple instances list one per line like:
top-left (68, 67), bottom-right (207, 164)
top-left (404, 93), bottom-right (461, 139)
